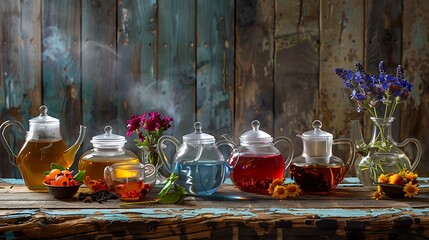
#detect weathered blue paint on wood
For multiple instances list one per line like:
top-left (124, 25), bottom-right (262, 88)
top-left (157, 0), bottom-right (196, 139)
top-left (117, 0), bottom-right (158, 152)
top-left (42, 0), bottom-right (82, 148)
top-left (81, 0), bottom-right (117, 152)
top-left (196, 0), bottom-right (234, 139)
top-left (0, 1), bottom-right (428, 178)
top-left (0, 0), bottom-right (41, 178)
top-left (401, 0), bottom-right (429, 175)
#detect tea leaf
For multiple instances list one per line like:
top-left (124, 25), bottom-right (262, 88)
top-left (50, 163), bottom-right (65, 171)
top-left (73, 170), bottom-right (86, 183)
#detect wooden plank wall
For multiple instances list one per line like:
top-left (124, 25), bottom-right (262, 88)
top-left (0, 0), bottom-right (428, 178)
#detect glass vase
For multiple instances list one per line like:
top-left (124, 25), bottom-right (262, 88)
top-left (352, 117), bottom-right (422, 190)
top-left (140, 145), bottom-right (169, 184)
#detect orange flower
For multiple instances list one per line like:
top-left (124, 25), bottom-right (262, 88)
top-left (272, 185), bottom-right (288, 199)
top-left (372, 190), bottom-right (384, 200)
top-left (285, 183), bottom-right (301, 198)
top-left (403, 182), bottom-right (419, 198)
top-left (377, 174), bottom-right (390, 184)
top-left (268, 178), bottom-right (285, 194)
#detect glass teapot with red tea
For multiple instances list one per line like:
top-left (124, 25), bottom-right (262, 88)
top-left (290, 120), bottom-right (355, 194)
top-left (0, 105), bottom-right (86, 190)
top-left (219, 120), bottom-right (294, 195)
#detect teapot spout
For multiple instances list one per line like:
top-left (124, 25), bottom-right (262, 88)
top-left (351, 120), bottom-right (367, 150)
top-left (64, 125), bottom-right (87, 166)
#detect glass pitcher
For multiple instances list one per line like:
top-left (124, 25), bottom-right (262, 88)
top-left (0, 105), bottom-right (86, 190)
top-left (291, 120), bottom-right (355, 193)
top-left (220, 120), bottom-right (294, 195)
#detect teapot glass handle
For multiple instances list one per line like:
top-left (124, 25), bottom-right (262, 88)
top-left (333, 138), bottom-right (356, 175)
top-left (157, 135), bottom-right (181, 173)
top-left (103, 166), bottom-right (114, 190)
top-left (395, 138), bottom-right (422, 171)
top-left (216, 139), bottom-right (239, 167)
top-left (0, 120), bottom-right (27, 166)
top-left (273, 136), bottom-right (294, 170)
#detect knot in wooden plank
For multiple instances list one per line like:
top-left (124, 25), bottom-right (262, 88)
top-left (344, 220), bottom-right (368, 231)
top-left (315, 219), bottom-right (338, 230)
top-left (392, 217), bottom-right (413, 228)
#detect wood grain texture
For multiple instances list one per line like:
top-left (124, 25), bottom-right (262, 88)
top-left (81, 0), bottom-right (117, 153)
top-left (157, 0), bottom-right (196, 139)
top-left (117, 0), bottom-right (158, 152)
top-left (0, 180), bottom-right (429, 239)
top-left (235, 0), bottom-right (275, 139)
top-left (319, 0), bottom-right (364, 139)
top-left (41, 0), bottom-right (81, 148)
top-left (0, 0), bottom-right (42, 178)
top-left (196, 0), bottom-right (234, 140)
top-left (401, 0), bottom-right (429, 176)
top-left (274, 0), bottom-right (319, 157)
top-left (364, 0), bottom-right (402, 140)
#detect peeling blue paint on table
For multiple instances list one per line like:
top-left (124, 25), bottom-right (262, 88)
top-left (0, 177), bottom-right (429, 239)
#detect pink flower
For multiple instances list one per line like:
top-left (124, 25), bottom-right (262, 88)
top-left (126, 115), bottom-right (142, 136)
top-left (126, 112), bottom-right (173, 147)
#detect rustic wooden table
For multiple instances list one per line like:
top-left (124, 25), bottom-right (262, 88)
top-left (0, 178), bottom-right (428, 239)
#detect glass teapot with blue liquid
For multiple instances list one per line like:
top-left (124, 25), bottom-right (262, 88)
top-left (157, 122), bottom-right (232, 196)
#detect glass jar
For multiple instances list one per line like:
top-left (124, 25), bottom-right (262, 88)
top-left (78, 126), bottom-right (139, 191)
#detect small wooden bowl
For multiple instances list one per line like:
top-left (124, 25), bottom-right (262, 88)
top-left (44, 183), bottom-right (82, 199)
top-left (378, 183), bottom-right (405, 199)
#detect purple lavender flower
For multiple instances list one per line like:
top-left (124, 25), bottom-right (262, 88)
top-left (333, 61), bottom-right (413, 117)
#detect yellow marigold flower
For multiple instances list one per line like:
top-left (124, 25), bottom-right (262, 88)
top-left (272, 185), bottom-right (288, 199)
top-left (378, 174), bottom-right (390, 184)
top-left (372, 186), bottom-right (384, 200)
top-left (403, 182), bottom-right (419, 198)
top-left (268, 178), bottom-right (284, 194)
top-left (372, 190), bottom-right (384, 200)
top-left (406, 171), bottom-right (418, 182)
top-left (285, 183), bottom-right (301, 198)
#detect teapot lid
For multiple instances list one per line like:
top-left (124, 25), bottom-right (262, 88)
top-left (240, 120), bottom-right (273, 144)
top-left (91, 125), bottom-right (127, 148)
top-left (301, 120), bottom-right (333, 139)
top-left (29, 106), bottom-right (59, 124)
top-left (182, 122), bottom-right (215, 144)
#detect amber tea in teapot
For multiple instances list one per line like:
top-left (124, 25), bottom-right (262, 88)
top-left (0, 106), bottom-right (86, 190)
top-left (78, 126), bottom-right (140, 191)
top-left (291, 120), bottom-right (355, 194)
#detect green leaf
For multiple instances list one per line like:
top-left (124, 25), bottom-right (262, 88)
top-left (157, 191), bottom-right (182, 204)
top-left (50, 163), bottom-right (65, 171)
top-left (157, 173), bottom-right (179, 199)
top-left (43, 171), bottom-right (50, 176)
top-left (73, 170), bottom-right (86, 183)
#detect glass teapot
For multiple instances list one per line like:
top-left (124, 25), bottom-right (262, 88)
top-left (78, 125), bottom-right (141, 192)
top-left (157, 122), bottom-right (231, 196)
top-left (0, 105), bottom-right (86, 190)
top-left (290, 120), bottom-right (355, 194)
top-left (219, 120), bottom-right (294, 195)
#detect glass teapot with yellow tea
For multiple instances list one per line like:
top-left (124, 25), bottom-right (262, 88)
top-left (0, 105), bottom-right (86, 190)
